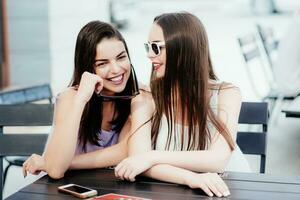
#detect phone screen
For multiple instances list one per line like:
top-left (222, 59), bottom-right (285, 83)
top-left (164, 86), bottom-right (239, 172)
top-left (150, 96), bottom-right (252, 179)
top-left (64, 185), bottom-right (92, 193)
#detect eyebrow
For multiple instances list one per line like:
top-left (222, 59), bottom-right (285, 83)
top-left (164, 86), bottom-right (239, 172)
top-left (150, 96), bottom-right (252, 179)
top-left (95, 51), bottom-right (126, 62)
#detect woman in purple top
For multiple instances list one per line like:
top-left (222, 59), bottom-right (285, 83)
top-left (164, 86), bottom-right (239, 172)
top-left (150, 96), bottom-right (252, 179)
top-left (22, 21), bottom-right (139, 179)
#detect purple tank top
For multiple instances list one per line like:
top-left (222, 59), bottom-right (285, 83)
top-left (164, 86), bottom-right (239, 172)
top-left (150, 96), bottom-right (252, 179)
top-left (75, 129), bottom-right (119, 155)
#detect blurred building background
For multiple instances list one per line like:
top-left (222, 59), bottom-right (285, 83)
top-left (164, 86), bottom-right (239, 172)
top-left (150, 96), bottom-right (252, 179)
top-left (1, 0), bottom-right (300, 198)
top-left (3, 0), bottom-right (299, 99)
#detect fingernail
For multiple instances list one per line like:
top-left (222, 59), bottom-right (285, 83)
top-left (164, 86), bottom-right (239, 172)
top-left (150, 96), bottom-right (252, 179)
top-left (209, 192), bottom-right (213, 197)
top-left (224, 191), bottom-right (230, 196)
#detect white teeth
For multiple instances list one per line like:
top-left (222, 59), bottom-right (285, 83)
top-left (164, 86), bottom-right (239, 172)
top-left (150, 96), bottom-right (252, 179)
top-left (153, 63), bottom-right (160, 66)
top-left (110, 75), bottom-right (123, 82)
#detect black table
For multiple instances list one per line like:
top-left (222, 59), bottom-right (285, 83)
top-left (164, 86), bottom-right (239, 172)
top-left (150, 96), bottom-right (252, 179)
top-left (6, 169), bottom-right (300, 200)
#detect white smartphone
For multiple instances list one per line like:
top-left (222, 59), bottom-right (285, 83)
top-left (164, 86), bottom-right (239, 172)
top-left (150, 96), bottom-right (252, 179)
top-left (58, 183), bottom-right (98, 199)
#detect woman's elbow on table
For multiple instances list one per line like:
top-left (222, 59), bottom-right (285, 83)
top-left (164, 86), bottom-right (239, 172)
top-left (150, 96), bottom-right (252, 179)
top-left (43, 157), bottom-right (69, 179)
top-left (205, 152), bottom-right (231, 173)
top-left (47, 168), bottom-right (65, 179)
top-left (45, 161), bottom-right (67, 179)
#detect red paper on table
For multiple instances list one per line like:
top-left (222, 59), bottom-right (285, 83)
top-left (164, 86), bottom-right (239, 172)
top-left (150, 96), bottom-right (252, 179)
top-left (92, 193), bottom-right (151, 200)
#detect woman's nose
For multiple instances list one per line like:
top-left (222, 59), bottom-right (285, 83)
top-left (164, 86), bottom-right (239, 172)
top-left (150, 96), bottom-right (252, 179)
top-left (147, 50), bottom-right (156, 58)
top-left (110, 61), bottom-right (120, 73)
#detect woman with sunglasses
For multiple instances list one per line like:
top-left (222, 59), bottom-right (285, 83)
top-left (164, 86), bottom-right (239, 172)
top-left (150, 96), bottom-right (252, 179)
top-left (115, 12), bottom-right (250, 197)
top-left (22, 21), bottom-right (139, 179)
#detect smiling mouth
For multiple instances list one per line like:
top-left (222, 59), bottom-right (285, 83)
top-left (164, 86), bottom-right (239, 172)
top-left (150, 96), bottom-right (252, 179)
top-left (107, 74), bottom-right (124, 85)
top-left (152, 63), bottom-right (162, 71)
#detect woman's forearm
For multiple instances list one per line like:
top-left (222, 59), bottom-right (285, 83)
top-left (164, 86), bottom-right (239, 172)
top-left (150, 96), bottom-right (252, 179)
top-left (143, 164), bottom-right (192, 185)
top-left (70, 141), bottom-right (127, 169)
top-left (147, 150), bottom-right (230, 173)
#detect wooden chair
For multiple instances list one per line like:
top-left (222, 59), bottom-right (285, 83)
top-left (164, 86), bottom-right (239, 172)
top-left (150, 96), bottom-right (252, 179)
top-left (0, 104), bottom-right (53, 199)
top-left (237, 102), bottom-right (268, 173)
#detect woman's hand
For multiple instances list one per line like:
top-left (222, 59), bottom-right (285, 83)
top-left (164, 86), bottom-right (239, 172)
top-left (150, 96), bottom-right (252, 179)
top-left (75, 71), bottom-right (103, 104)
top-left (114, 154), bottom-right (154, 182)
top-left (185, 172), bottom-right (230, 197)
top-left (22, 154), bottom-right (46, 177)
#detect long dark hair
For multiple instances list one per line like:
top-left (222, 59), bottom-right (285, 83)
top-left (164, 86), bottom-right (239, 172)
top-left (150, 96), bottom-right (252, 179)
top-left (150, 12), bottom-right (235, 151)
top-left (69, 21), bottom-right (134, 152)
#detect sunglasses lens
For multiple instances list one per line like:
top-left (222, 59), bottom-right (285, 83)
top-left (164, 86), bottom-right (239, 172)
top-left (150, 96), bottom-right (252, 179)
top-left (144, 43), bottom-right (149, 53)
top-left (151, 43), bottom-right (159, 55)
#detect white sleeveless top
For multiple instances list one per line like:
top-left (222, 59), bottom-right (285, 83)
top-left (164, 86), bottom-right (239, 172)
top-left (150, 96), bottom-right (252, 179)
top-left (155, 86), bottom-right (252, 173)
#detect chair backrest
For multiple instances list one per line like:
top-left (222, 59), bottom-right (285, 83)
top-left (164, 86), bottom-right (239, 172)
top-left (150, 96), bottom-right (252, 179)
top-left (0, 103), bottom-right (54, 199)
top-left (256, 24), bottom-right (279, 68)
top-left (237, 102), bottom-right (268, 173)
top-left (237, 33), bottom-right (274, 98)
top-left (0, 84), bottom-right (52, 105)
top-left (238, 34), bottom-right (261, 63)
top-left (0, 104), bottom-right (53, 126)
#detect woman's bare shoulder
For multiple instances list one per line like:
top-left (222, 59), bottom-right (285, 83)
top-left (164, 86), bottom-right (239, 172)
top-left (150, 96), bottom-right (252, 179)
top-left (131, 84), bottom-right (155, 115)
top-left (218, 82), bottom-right (241, 98)
top-left (135, 83), bottom-right (153, 101)
top-left (217, 82), bottom-right (242, 112)
top-left (54, 87), bottom-right (78, 107)
top-left (52, 88), bottom-right (79, 122)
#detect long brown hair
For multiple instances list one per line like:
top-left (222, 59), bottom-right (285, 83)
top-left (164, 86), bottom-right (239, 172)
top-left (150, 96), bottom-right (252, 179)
top-left (150, 12), bottom-right (235, 150)
top-left (69, 21), bottom-right (135, 152)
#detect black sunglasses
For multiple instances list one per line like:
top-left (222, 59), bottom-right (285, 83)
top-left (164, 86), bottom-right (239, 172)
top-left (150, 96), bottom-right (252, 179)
top-left (97, 66), bottom-right (139, 101)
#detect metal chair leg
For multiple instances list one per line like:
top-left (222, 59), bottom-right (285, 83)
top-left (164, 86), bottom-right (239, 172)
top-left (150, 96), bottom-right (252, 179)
top-left (0, 157), bottom-right (3, 200)
top-left (260, 154), bottom-right (266, 173)
top-left (2, 164), bottom-right (11, 189)
top-left (269, 95), bottom-right (284, 125)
